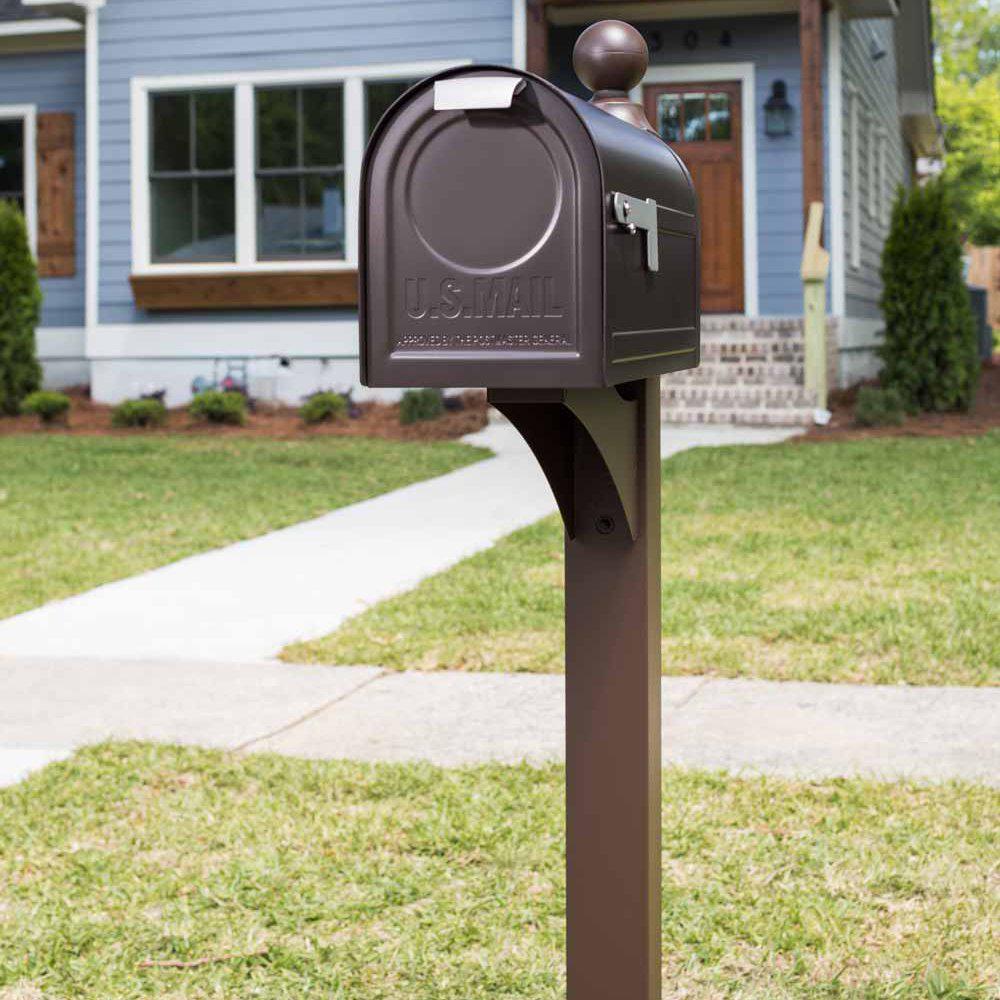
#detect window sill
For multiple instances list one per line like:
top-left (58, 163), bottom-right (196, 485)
top-left (130, 269), bottom-right (359, 311)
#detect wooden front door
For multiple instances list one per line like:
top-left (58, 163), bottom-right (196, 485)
top-left (644, 81), bottom-right (744, 313)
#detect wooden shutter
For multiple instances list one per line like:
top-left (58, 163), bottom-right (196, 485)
top-left (36, 112), bottom-right (76, 278)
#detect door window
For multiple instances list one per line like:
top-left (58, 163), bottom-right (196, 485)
top-left (655, 91), bottom-right (733, 143)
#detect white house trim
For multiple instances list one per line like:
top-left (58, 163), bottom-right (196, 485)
top-left (512, 0), bottom-right (527, 69)
top-left (827, 3), bottom-right (846, 317)
top-left (85, 1), bottom-right (100, 343)
top-left (91, 320), bottom-right (361, 359)
top-left (0, 104), bottom-right (37, 255)
top-left (633, 62), bottom-right (759, 317)
top-left (0, 17), bottom-right (81, 37)
top-left (847, 84), bottom-right (861, 271)
top-left (130, 60), bottom-right (467, 279)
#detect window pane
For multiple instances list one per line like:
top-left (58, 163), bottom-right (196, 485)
top-left (656, 94), bottom-right (681, 143)
top-left (151, 93), bottom-right (191, 172)
top-left (195, 91), bottom-right (234, 171)
top-left (151, 178), bottom-right (194, 260)
top-left (257, 88), bottom-right (298, 169)
top-left (709, 93), bottom-right (731, 140)
top-left (302, 85), bottom-right (342, 167)
top-left (683, 93), bottom-right (706, 141)
top-left (303, 172), bottom-right (344, 258)
top-left (0, 119), bottom-right (25, 201)
top-left (258, 175), bottom-right (302, 259)
top-left (196, 177), bottom-right (236, 259)
top-left (365, 80), bottom-right (414, 139)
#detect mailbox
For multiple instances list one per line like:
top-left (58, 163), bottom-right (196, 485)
top-left (360, 56), bottom-right (700, 389)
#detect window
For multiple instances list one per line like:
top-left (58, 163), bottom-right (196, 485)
top-left (134, 65), bottom-right (459, 274)
top-left (365, 79), bottom-right (417, 139)
top-left (256, 85), bottom-right (344, 260)
top-left (654, 90), bottom-right (732, 143)
top-left (0, 106), bottom-right (36, 253)
top-left (0, 117), bottom-right (25, 213)
top-left (150, 90), bottom-right (235, 263)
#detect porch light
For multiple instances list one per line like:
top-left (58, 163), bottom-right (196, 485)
top-left (763, 79), bottom-right (793, 137)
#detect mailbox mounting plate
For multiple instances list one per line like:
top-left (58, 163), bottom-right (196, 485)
top-left (612, 191), bottom-right (659, 272)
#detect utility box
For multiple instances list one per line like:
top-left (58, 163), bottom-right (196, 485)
top-left (360, 65), bottom-right (700, 389)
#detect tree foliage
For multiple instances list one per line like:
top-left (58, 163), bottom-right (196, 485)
top-left (0, 200), bottom-right (42, 416)
top-left (879, 181), bottom-right (979, 412)
top-left (932, 0), bottom-right (1000, 243)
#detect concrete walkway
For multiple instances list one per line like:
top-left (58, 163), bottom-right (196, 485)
top-left (0, 423), bottom-right (797, 663)
top-left (2, 657), bottom-right (997, 787)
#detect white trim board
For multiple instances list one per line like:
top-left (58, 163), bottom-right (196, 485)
top-left (0, 104), bottom-right (37, 256)
top-left (633, 63), bottom-right (759, 317)
top-left (129, 59), bottom-right (467, 280)
top-left (0, 17), bottom-right (81, 36)
top-left (827, 3), bottom-right (846, 317)
top-left (512, 0), bottom-right (527, 69)
top-left (90, 320), bottom-right (361, 359)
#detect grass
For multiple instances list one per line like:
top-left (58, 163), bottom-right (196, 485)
top-left (286, 433), bottom-right (1000, 687)
top-left (0, 435), bottom-right (485, 619)
top-left (0, 743), bottom-right (996, 999)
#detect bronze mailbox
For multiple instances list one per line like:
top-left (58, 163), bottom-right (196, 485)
top-left (360, 62), bottom-right (700, 389)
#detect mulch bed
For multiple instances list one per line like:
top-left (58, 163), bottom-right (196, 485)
top-left (799, 359), bottom-right (1000, 443)
top-left (0, 389), bottom-right (489, 442)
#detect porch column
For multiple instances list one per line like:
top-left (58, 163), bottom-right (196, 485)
top-left (526, 0), bottom-right (550, 76)
top-left (799, 0), bottom-right (825, 227)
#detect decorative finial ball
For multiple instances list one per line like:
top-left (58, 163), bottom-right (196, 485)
top-left (573, 20), bottom-right (649, 94)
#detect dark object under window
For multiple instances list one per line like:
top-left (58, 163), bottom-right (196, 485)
top-left (150, 90), bottom-right (235, 263)
top-left (256, 84), bottom-right (344, 261)
top-left (0, 118), bottom-right (25, 213)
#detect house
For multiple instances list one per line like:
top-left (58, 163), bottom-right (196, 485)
top-left (0, 0), bottom-right (939, 423)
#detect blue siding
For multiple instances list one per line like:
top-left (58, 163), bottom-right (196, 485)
top-left (97, 0), bottom-right (513, 326)
top-left (552, 14), bottom-right (804, 315)
top-left (0, 49), bottom-right (86, 328)
top-left (840, 16), bottom-right (908, 321)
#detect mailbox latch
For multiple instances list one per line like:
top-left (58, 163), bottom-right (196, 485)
top-left (612, 192), bottom-right (659, 272)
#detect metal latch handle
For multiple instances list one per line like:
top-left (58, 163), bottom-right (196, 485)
top-left (612, 192), bottom-right (659, 272)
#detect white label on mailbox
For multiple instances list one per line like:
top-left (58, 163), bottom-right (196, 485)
top-left (433, 77), bottom-right (526, 111)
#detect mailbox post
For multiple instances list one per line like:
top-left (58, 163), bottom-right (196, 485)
top-left (360, 20), bottom-right (700, 999)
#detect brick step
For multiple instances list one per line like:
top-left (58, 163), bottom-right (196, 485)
top-left (663, 384), bottom-right (817, 408)
top-left (662, 406), bottom-right (816, 427)
top-left (664, 361), bottom-right (804, 387)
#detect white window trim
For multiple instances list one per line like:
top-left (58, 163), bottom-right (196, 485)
top-left (878, 131), bottom-right (889, 228)
top-left (848, 85), bottom-right (861, 271)
top-left (130, 60), bottom-right (467, 278)
top-left (632, 62), bottom-right (759, 317)
top-left (866, 115), bottom-right (877, 220)
top-left (0, 104), bottom-right (37, 256)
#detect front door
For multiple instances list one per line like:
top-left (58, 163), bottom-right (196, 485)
top-left (643, 81), bottom-right (744, 313)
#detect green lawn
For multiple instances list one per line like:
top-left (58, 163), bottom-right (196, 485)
top-left (0, 435), bottom-right (485, 619)
top-left (286, 433), bottom-right (1000, 686)
top-left (0, 744), bottom-right (995, 998)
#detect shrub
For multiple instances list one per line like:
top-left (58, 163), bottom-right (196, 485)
top-left (0, 201), bottom-right (42, 415)
top-left (400, 388), bottom-right (444, 425)
top-left (21, 390), bottom-right (70, 425)
top-left (879, 180), bottom-right (979, 412)
top-left (854, 386), bottom-right (906, 427)
top-left (188, 390), bottom-right (246, 426)
top-left (112, 398), bottom-right (168, 429)
top-left (300, 391), bottom-right (348, 425)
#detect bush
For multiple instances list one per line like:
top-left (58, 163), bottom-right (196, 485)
top-left (188, 390), bottom-right (246, 426)
top-left (879, 180), bottom-right (979, 412)
top-left (21, 390), bottom-right (70, 425)
top-left (854, 386), bottom-right (906, 427)
top-left (0, 201), bottom-right (43, 415)
top-left (400, 388), bottom-right (444, 425)
top-left (112, 398), bottom-right (168, 429)
top-left (300, 391), bottom-right (348, 425)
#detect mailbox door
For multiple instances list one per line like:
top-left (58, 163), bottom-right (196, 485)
top-left (362, 69), bottom-right (605, 389)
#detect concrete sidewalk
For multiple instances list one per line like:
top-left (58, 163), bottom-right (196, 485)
top-left (3, 656), bottom-right (997, 787)
top-left (0, 423), bottom-right (797, 663)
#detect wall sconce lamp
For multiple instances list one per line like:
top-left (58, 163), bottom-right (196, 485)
top-left (763, 79), bottom-right (794, 137)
